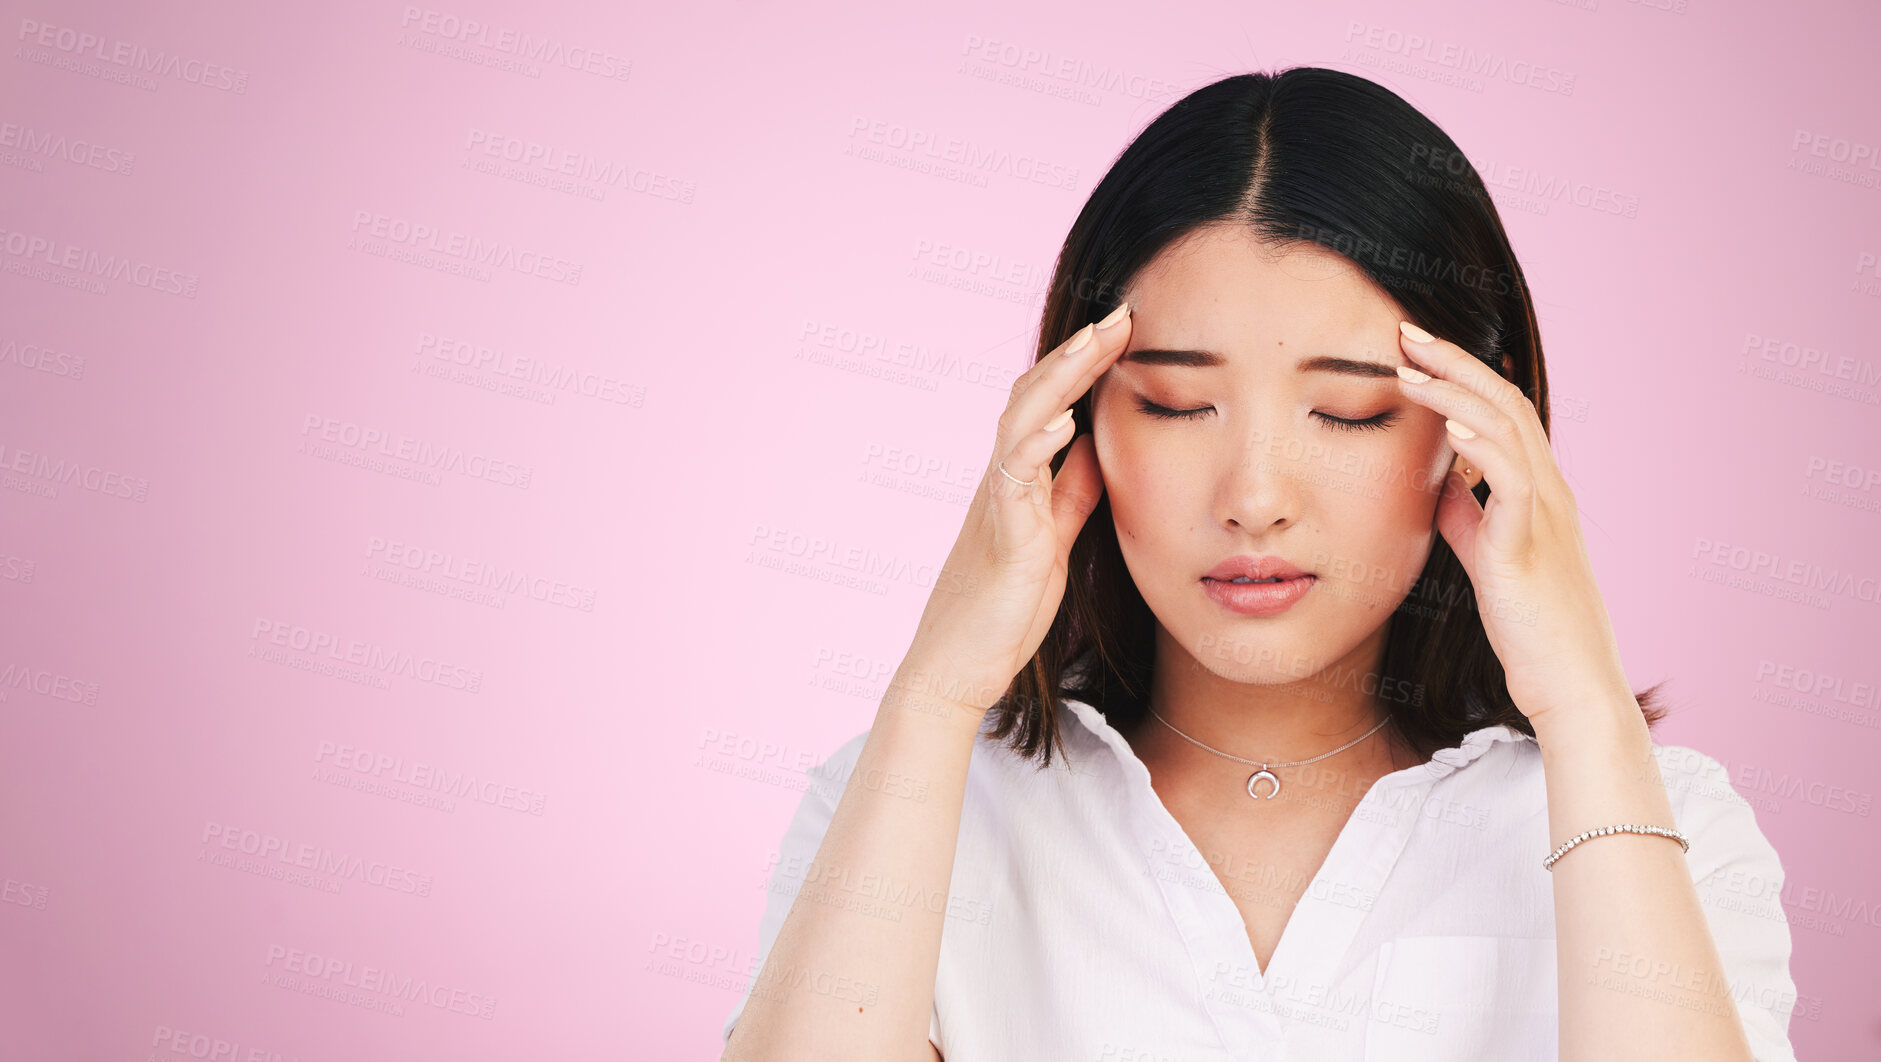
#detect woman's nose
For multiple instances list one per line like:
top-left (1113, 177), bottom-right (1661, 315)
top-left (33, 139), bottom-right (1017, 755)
top-left (1214, 422), bottom-right (1305, 532)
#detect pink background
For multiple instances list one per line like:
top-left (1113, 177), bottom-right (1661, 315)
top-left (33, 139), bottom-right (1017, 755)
top-left (4, 1), bottom-right (1878, 1058)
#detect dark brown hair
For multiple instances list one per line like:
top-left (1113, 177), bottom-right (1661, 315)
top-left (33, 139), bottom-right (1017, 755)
top-left (988, 67), bottom-right (1667, 768)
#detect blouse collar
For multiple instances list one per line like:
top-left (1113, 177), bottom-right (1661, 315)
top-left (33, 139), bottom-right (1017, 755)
top-left (1055, 694), bottom-right (1533, 790)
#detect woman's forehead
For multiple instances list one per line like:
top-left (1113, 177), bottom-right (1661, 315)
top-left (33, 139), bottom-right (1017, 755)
top-left (1122, 231), bottom-right (1403, 344)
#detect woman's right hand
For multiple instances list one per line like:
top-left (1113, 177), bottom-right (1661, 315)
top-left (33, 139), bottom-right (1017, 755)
top-left (897, 302), bottom-right (1135, 714)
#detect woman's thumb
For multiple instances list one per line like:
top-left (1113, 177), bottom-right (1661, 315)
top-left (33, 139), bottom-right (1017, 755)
top-left (1049, 433), bottom-right (1105, 559)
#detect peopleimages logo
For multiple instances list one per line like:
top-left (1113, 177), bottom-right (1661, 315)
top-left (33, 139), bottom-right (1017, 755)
top-left (348, 210), bottom-right (584, 286)
top-left (248, 618), bottom-right (484, 693)
top-left (263, 944), bottom-right (498, 1019)
top-left (299, 414), bottom-right (535, 489)
top-left (0, 224), bottom-right (199, 297)
top-left (315, 740), bottom-right (549, 816)
top-left (0, 661), bottom-right (99, 706)
top-left (149, 1022), bottom-right (299, 1062)
top-left (14, 18), bottom-right (250, 93)
top-left (462, 129), bottom-right (695, 203)
top-left (0, 438), bottom-right (150, 501)
top-left (201, 821), bottom-right (435, 896)
top-left (0, 119), bottom-right (135, 174)
top-left (396, 6), bottom-right (633, 81)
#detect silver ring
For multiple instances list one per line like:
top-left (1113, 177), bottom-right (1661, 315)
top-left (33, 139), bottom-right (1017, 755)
top-left (996, 461), bottom-right (1038, 487)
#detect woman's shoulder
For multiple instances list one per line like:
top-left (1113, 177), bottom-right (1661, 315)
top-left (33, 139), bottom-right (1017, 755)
top-left (1423, 726), bottom-right (1779, 857)
top-left (1649, 740), bottom-right (1741, 803)
top-left (1643, 738), bottom-right (1787, 873)
top-left (1457, 729), bottom-right (1782, 875)
top-left (1435, 725), bottom-right (1740, 794)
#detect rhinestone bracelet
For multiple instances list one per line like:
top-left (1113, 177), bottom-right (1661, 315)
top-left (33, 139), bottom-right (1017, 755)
top-left (1542, 823), bottom-right (1690, 871)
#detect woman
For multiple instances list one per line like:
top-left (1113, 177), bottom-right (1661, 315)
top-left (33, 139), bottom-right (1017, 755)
top-left (720, 68), bottom-right (1796, 1061)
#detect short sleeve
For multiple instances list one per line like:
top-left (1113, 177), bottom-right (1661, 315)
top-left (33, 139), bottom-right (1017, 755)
top-left (1660, 745), bottom-right (1799, 1062)
top-left (719, 729), bottom-right (944, 1052)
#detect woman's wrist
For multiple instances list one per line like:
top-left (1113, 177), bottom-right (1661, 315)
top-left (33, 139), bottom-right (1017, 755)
top-left (1518, 663), bottom-right (1643, 752)
top-left (883, 651), bottom-right (1009, 729)
top-left (1527, 685), bottom-right (1658, 787)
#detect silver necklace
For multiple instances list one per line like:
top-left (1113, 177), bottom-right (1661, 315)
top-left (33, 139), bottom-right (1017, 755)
top-left (1146, 704), bottom-right (1393, 800)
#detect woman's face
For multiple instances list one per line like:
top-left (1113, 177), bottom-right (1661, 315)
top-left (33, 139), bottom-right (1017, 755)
top-left (1092, 224), bottom-right (1458, 690)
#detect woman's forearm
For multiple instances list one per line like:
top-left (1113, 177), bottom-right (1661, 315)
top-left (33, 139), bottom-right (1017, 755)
top-left (722, 657), bottom-right (991, 1062)
top-left (1538, 696), bottom-right (1755, 1062)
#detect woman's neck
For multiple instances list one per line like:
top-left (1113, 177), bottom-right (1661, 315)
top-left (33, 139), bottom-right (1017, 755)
top-left (1121, 623), bottom-right (1417, 788)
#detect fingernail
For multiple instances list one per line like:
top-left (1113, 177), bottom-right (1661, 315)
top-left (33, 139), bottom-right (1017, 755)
top-left (1445, 419), bottom-right (1476, 439)
top-left (1096, 301), bottom-right (1131, 330)
top-left (1395, 364), bottom-right (1430, 383)
top-left (1045, 408), bottom-right (1075, 431)
top-left (1066, 323), bottom-right (1096, 356)
top-left (1400, 320), bottom-right (1435, 344)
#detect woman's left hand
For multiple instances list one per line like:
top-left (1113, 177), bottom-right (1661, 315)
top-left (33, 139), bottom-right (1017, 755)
top-left (1391, 320), bottom-right (1635, 738)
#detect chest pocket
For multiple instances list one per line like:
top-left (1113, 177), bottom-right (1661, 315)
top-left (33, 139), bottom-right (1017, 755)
top-left (1363, 935), bottom-right (1558, 1061)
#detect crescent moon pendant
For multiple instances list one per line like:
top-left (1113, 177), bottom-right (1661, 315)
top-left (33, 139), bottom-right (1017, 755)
top-left (1246, 769), bottom-right (1280, 800)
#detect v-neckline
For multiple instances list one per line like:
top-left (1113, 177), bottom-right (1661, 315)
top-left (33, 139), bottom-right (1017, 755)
top-left (1136, 741), bottom-right (1408, 983)
top-left (1060, 698), bottom-right (1527, 1050)
top-left (1142, 766), bottom-right (1377, 982)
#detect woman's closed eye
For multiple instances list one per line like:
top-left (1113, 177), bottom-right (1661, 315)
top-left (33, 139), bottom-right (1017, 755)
top-left (1133, 396), bottom-right (1401, 433)
top-left (1315, 409), bottom-right (1400, 433)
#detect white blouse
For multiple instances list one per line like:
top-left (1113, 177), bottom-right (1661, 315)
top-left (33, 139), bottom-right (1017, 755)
top-left (722, 695), bottom-right (1798, 1061)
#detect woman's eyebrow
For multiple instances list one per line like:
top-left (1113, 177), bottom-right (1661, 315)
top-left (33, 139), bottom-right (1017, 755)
top-left (1120, 348), bottom-right (1226, 368)
top-left (1296, 354), bottom-right (1400, 379)
top-left (1121, 349), bottom-right (1399, 378)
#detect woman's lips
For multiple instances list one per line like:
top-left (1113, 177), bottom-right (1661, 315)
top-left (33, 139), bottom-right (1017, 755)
top-left (1201, 575), bottom-right (1317, 616)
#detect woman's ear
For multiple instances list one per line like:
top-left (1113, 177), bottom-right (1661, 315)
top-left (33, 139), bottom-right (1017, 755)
top-left (1451, 453), bottom-right (1483, 490)
top-left (1447, 354), bottom-right (1510, 489)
